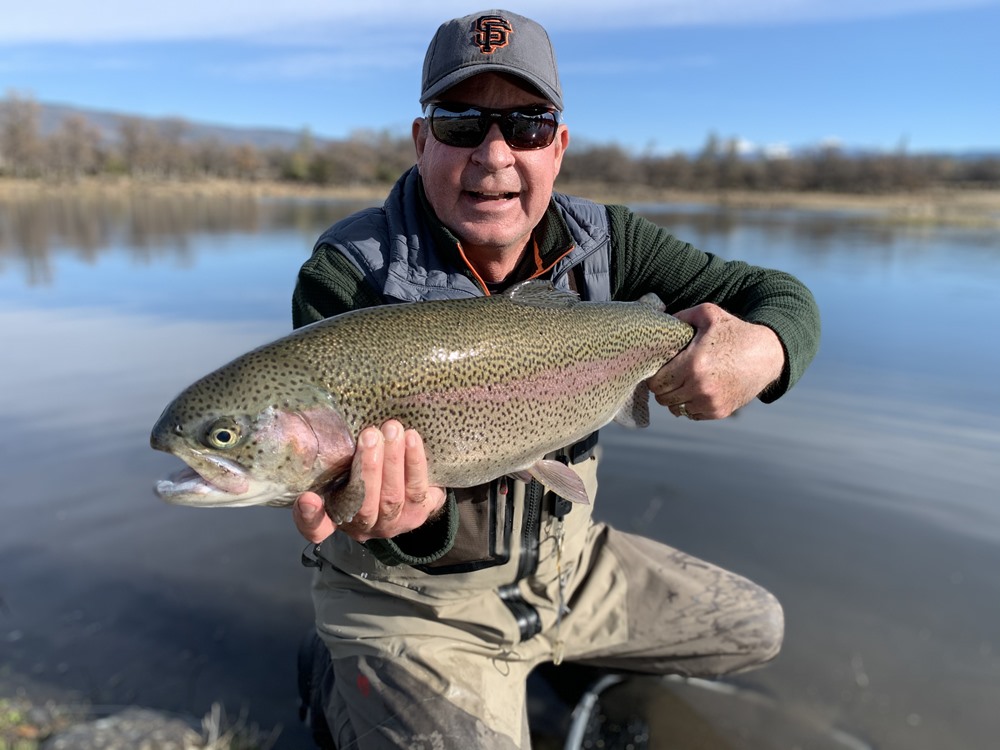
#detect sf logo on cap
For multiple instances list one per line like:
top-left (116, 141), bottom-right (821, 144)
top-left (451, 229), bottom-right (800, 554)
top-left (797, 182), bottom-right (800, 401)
top-left (473, 15), bottom-right (512, 55)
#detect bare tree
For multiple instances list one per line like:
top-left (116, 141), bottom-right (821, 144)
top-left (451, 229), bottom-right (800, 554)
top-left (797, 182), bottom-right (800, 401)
top-left (0, 91), bottom-right (43, 177)
top-left (2, 89), bottom-right (996, 194)
top-left (157, 117), bottom-right (193, 178)
top-left (231, 143), bottom-right (265, 180)
top-left (559, 142), bottom-right (641, 185)
top-left (118, 116), bottom-right (156, 177)
top-left (282, 128), bottom-right (316, 182)
top-left (48, 114), bottom-right (103, 178)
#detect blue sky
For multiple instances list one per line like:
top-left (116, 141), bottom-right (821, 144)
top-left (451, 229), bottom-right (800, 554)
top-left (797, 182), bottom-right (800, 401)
top-left (2, 1), bottom-right (998, 155)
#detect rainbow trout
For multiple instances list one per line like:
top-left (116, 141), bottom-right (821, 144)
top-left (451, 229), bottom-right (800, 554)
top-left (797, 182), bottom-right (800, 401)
top-left (150, 281), bottom-right (693, 523)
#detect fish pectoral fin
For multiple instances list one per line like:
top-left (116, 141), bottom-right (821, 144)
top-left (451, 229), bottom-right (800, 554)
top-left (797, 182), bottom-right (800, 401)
top-left (613, 381), bottom-right (651, 429)
top-left (320, 472), bottom-right (366, 526)
top-left (519, 459), bottom-right (591, 505)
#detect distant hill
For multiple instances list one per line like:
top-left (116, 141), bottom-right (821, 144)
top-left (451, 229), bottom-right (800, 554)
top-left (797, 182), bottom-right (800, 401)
top-left (25, 100), bottom-right (998, 160)
top-left (35, 100), bottom-right (330, 151)
top-left (6, 97), bottom-right (995, 192)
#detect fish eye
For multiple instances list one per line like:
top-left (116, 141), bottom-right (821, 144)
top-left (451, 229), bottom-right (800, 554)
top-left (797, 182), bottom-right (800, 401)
top-left (205, 418), bottom-right (242, 449)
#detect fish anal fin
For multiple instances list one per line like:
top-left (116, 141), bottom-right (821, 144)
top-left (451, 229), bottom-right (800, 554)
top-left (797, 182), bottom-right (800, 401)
top-left (517, 459), bottom-right (591, 505)
top-left (613, 381), bottom-right (651, 429)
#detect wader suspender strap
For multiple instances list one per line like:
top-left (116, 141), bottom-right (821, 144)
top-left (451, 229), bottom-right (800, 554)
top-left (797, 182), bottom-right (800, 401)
top-left (497, 430), bottom-right (598, 642)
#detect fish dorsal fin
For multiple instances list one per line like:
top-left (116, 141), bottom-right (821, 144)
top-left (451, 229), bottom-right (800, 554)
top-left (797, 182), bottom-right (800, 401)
top-left (636, 292), bottom-right (666, 312)
top-left (504, 280), bottom-right (579, 308)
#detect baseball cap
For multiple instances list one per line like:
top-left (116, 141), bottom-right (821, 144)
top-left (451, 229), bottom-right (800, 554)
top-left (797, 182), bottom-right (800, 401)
top-left (420, 10), bottom-right (563, 111)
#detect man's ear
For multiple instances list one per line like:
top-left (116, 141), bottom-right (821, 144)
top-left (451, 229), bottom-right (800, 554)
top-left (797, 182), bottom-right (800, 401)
top-left (552, 125), bottom-right (570, 177)
top-left (413, 118), bottom-right (428, 163)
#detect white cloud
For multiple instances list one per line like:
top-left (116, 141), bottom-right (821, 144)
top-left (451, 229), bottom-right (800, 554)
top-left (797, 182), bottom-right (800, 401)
top-left (1, 0), bottom-right (995, 43)
top-left (763, 142), bottom-right (792, 159)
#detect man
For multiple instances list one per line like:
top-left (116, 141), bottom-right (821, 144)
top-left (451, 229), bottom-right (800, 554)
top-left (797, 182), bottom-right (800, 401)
top-left (292, 9), bottom-right (820, 749)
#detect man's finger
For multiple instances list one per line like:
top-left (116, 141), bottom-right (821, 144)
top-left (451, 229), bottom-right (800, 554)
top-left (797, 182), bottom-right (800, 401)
top-left (350, 427), bottom-right (383, 531)
top-left (403, 429), bottom-right (430, 505)
top-left (293, 492), bottom-right (336, 543)
top-left (378, 420), bottom-right (407, 523)
top-left (648, 364), bottom-right (686, 398)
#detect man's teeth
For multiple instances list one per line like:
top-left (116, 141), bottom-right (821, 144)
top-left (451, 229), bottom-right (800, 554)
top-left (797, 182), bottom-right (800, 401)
top-left (472, 191), bottom-right (515, 199)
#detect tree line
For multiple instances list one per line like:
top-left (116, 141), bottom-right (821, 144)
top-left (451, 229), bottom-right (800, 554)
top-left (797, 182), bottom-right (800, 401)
top-left (3, 92), bottom-right (998, 193)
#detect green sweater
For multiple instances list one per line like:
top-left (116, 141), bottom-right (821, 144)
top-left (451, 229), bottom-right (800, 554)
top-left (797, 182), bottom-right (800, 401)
top-left (292, 186), bottom-right (820, 564)
top-left (293, 193), bottom-right (820, 401)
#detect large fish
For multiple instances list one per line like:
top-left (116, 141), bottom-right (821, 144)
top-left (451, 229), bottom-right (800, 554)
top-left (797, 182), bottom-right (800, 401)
top-left (150, 280), bottom-right (693, 523)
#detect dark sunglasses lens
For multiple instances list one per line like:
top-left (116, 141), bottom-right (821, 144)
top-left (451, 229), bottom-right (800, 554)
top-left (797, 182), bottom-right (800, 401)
top-left (430, 109), bottom-right (488, 148)
top-left (504, 111), bottom-right (557, 149)
top-left (429, 107), bottom-right (558, 150)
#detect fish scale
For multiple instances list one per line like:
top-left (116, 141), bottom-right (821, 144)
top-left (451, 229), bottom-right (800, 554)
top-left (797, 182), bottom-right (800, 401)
top-left (150, 280), bottom-right (693, 522)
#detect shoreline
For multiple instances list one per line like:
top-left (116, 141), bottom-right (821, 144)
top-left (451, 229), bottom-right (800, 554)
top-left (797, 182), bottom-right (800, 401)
top-left (2, 177), bottom-right (998, 227)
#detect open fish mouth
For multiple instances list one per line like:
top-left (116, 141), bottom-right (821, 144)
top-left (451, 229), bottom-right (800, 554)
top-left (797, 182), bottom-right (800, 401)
top-left (155, 455), bottom-right (252, 505)
top-left (156, 466), bottom-right (225, 501)
top-left (154, 456), bottom-right (297, 508)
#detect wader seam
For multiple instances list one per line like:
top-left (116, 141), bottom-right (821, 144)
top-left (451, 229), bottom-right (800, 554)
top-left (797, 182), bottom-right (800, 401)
top-left (496, 478), bottom-right (545, 641)
top-left (496, 426), bottom-right (596, 642)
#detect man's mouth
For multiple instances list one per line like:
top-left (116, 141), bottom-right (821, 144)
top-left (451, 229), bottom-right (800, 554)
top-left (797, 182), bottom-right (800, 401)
top-left (466, 190), bottom-right (518, 201)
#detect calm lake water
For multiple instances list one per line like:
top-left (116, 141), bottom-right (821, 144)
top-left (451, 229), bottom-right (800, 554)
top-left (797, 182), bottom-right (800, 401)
top-left (1, 192), bottom-right (998, 749)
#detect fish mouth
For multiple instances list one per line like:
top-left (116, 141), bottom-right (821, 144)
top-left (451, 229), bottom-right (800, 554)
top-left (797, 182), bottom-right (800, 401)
top-left (155, 455), bottom-right (254, 506)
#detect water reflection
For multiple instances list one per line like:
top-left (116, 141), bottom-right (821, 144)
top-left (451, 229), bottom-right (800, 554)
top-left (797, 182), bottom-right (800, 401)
top-left (0, 192), bottom-right (376, 285)
top-left (638, 203), bottom-right (1000, 272)
top-left (1, 192), bottom-right (998, 750)
top-left (5, 192), bottom-right (998, 288)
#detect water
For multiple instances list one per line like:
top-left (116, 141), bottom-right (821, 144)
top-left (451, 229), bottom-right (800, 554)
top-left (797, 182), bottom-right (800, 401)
top-left (1, 193), bottom-right (998, 749)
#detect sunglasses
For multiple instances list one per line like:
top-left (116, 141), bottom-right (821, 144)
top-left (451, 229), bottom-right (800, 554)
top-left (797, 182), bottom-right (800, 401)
top-left (424, 103), bottom-right (561, 151)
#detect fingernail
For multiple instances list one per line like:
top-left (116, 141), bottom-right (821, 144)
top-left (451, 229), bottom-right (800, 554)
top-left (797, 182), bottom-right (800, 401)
top-left (361, 429), bottom-right (379, 448)
top-left (299, 501), bottom-right (319, 523)
top-left (383, 422), bottom-right (400, 441)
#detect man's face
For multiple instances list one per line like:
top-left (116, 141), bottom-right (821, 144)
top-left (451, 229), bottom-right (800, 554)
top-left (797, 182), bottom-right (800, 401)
top-left (413, 73), bottom-right (569, 274)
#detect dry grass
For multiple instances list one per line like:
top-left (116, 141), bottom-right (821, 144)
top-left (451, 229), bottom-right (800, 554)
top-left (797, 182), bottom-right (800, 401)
top-left (0, 176), bottom-right (386, 202)
top-left (557, 181), bottom-right (1000, 228)
top-left (2, 176), bottom-right (998, 227)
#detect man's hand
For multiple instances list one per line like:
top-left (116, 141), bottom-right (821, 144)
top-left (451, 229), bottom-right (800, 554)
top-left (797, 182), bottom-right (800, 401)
top-left (648, 303), bottom-right (786, 421)
top-left (292, 420), bottom-right (447, 544)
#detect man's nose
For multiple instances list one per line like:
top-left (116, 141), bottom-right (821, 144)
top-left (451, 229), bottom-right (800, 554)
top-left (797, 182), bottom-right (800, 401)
top-left (471, 124), bottom-right (515, 168)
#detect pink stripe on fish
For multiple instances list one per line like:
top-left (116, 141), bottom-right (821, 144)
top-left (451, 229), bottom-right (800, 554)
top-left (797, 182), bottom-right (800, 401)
top-left (399, 347), bottom-right (659, 409)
